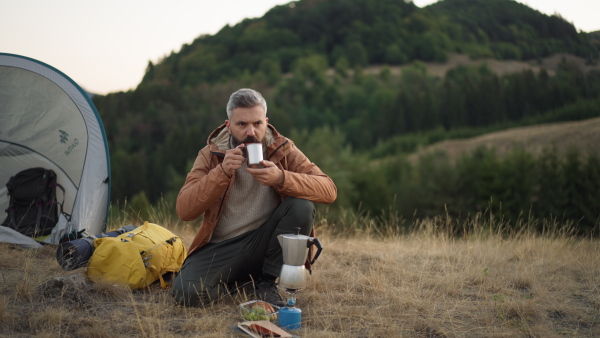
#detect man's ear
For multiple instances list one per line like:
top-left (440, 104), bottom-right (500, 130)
top-left (225, 120), bottom-right (231, 133)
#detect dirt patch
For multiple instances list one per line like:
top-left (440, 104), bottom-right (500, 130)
top-left (39, 274), bottom-right (95, 304)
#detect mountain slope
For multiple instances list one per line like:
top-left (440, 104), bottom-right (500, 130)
top-left (409, 116), bottom-right (600, 163)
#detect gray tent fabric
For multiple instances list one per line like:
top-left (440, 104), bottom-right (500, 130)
top-left (0, 53), bottom-right (111, 242)
top-left (0, 226), bottom-right (43, 249)
top-left (44, 212), bottom-right (76, 244)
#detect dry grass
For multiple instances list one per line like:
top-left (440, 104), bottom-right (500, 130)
top-left (0, 216), bottom-right (598, 337)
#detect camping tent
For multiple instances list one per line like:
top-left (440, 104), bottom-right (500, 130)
top-left (0, 53), bottom-right (111, 245)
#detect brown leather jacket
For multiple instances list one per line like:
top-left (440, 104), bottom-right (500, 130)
top-left (177, 124), bottom-right (337, 257)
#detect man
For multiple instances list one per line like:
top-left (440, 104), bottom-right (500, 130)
top-left (172, 88), bottom-right (337, 307)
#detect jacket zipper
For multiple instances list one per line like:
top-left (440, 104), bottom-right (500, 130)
top-left (211, 151), bottom-right (229, 219)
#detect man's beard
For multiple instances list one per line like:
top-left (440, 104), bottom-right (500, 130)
top-left (231, 135), bottom-right (262, 148)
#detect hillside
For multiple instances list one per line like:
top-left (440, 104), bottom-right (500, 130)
top-left (409, 116), bottom-right (600, 163)
top-left (361, 52), bottom-right (600, 78)
top-left (141, 0), bottom-right (598, 88)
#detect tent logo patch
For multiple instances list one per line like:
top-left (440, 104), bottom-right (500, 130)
top-left (60, 130), bottom-right (79, 156)
top-left (59, 130), bottom-right (69, 144)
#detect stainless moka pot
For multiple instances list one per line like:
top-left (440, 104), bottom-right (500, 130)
top-left (277, 227), bottom-right (323, 291)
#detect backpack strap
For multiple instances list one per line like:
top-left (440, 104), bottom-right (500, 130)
top-left (5, 177), bottom-right (17, 228)
top-left (35, 201), bottom-right (43, 233)
top-left (44, 169), bottom-right (65, 214)
top-left (54, 183), bottom-right (66, 215)
top-left (144, 241), bottom-right (174, 289)
top-left (140, 237), bottom-right (177, 289)
top-left (7, 205), bottom-right (16, 228)
top-left (35, 169), bottom-right (53, 235)
top-left (34, 169), bottom-right (63, 237)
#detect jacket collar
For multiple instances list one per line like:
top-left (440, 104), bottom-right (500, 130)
top-left (207, 124), bottom-right (290, 159)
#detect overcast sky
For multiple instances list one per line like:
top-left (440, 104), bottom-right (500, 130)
top-left (2, 0), bottom-right (598, 95)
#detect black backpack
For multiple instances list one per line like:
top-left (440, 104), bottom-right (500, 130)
top-left (2, 168), bottom-right (64, 238)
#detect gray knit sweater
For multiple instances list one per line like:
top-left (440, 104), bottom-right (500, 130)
top-left (210, 142), bottom-right (281, 243)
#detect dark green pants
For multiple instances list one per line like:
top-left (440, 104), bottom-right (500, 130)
top-left (171, 197), bottom-right (315, 306)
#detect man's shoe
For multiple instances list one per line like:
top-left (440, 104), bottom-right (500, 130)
top-left (254, 280), bottom-right (285, 307)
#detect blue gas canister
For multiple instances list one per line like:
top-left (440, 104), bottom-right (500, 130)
top-left (277, 297), bottom-right (301, 330)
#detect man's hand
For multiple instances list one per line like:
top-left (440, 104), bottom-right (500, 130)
top-left (222, 144), bottom-right (246, 177)
top-left (246, 160), bottom-right (284, 186)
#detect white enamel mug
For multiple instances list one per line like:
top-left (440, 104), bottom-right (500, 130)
top-left (246, 143), bottom-right (263, 166)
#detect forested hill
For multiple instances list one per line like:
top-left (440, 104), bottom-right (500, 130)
top-left (93, 0), bottom-right (600, 232)
top-left (140, 0), bottom-right (597, 87)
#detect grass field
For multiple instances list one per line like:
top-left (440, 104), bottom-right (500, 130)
top-left (0, 213), bottom-right (598, 337)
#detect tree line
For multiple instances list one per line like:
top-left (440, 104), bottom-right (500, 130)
top-left (94, 57), bottom-right (600, 234)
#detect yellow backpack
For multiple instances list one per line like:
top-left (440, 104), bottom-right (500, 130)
top-left (85, 221), bottom-right (187, 289)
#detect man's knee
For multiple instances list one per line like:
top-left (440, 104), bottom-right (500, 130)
top-left (171, 264), bottom-right (215, 307)
top-left (171, 278), bottom-right (209, 307)
top-left (277, 198), bottom-right (315, 235)
top-left (285, 197), bottom-right (315, 222)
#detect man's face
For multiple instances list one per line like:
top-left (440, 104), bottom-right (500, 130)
top-left (225, 105), bottom-right (268, 147)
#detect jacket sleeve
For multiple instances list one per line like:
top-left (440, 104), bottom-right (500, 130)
top-left (275, 144), bottom-right (337, 204)
top-left (176, 147), bottom-right (231, 221)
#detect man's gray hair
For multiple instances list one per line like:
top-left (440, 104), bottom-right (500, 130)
top-left (226, 88), bottom-right (268, 119)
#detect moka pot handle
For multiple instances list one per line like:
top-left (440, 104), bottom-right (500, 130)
top-left (307, 237), bottom-right (323, 265)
